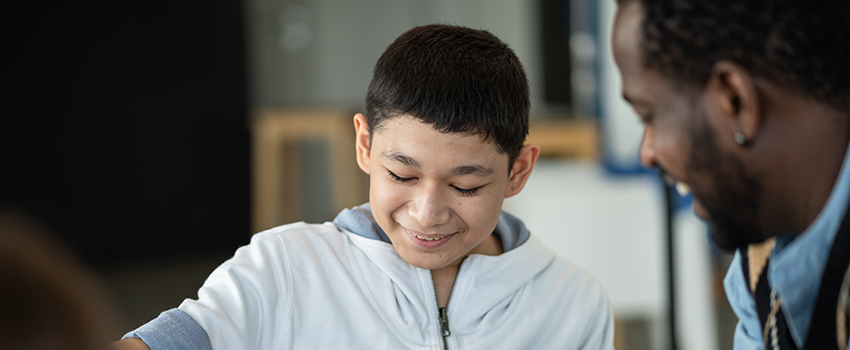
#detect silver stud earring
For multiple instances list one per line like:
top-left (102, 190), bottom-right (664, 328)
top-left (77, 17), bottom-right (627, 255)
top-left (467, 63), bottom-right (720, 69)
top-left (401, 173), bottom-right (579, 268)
top-left (734, 132), bottom-right (747, 145)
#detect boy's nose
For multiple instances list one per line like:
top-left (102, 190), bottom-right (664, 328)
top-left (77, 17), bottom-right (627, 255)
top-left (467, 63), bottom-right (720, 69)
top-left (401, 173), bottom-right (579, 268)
top-left (409, 185), bottom-right (451, 227)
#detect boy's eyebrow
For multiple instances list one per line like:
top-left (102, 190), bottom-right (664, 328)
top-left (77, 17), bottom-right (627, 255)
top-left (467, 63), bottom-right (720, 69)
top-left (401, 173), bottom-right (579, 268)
top-left (382, 150), bottom-right (495, 176)
top-left (451, 165), bottom-right (495, 176)
top-left (382, 150), bottom-right (420, 168)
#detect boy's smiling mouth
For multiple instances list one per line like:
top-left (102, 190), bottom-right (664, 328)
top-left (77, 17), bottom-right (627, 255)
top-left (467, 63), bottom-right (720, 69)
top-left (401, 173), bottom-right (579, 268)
top-left (403, 227), bottom-right (457, 248)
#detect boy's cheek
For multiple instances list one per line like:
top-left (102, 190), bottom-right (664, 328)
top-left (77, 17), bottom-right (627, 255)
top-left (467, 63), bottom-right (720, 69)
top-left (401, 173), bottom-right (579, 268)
top-left (370, 181), bottom-right (406, 213)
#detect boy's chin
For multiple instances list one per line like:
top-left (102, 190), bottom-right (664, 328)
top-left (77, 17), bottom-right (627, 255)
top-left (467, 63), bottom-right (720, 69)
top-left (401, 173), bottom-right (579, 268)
top-left (399, 252), bottom-right (457, 271)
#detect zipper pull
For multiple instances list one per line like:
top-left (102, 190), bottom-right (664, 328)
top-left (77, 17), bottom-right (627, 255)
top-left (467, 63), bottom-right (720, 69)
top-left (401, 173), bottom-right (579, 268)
top-left (439, 307), bottom-right (451, 337)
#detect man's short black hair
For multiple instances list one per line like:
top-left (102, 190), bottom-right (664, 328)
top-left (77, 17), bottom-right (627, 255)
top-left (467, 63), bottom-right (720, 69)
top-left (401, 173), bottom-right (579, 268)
top-left (629, 0), bottom-right (850, 114)
top-left (365, 24), bottom-right (530, 167)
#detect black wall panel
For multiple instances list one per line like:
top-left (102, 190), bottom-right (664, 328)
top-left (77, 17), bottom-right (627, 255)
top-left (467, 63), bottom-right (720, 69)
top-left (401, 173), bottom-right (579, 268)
top-left (4, 1), bottom-right (251, 265)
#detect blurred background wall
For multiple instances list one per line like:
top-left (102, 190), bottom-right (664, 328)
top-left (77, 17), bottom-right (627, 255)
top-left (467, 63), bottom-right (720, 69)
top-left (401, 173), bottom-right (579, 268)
top-left (4, 0), bottom-right (735, 348)
top-left (246, 0), bottom-right (541, 108)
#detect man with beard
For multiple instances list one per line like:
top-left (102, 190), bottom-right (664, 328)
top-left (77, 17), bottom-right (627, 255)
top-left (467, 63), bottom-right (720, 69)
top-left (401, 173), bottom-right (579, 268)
top-left (611, 0), bottom-right (850, 349)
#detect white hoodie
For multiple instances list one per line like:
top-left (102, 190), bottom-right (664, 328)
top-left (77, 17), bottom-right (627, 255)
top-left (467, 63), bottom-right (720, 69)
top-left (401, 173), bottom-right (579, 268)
top-left (125, 204), bottom-right (614, 349)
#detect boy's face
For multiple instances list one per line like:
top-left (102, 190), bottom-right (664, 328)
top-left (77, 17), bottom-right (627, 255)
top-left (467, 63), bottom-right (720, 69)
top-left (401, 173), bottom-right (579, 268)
top-left (354, 114), bottom-right (537, 270)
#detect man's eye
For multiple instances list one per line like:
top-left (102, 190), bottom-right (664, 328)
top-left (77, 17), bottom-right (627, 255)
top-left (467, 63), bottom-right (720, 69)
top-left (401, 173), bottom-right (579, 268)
top-left (387, 170), bottom-right (414, 183)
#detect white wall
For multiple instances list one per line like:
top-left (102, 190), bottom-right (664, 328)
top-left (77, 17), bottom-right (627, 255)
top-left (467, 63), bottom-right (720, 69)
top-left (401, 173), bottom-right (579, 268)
top-left (597, 0), bottom-right (645, 169)
top-left (504, 160), bottom-right (667, 317)
top-left (504, 159), bottom-right (719, 350)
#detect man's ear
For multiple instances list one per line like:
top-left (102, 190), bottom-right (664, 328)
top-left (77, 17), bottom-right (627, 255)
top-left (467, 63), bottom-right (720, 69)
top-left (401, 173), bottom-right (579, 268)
top-left (505, 143), bottom-right (541, 198)
top-left (707, 60), bottom-right (761, 146)
top-left (353, 113), bottom-right (372, 175)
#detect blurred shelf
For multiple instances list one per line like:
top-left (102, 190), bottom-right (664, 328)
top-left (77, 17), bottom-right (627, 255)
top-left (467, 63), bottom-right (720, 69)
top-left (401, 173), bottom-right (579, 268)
top-left (528, 118), bottom-right (598, 159)
top-left (250, 107), bottom-right (367, 233)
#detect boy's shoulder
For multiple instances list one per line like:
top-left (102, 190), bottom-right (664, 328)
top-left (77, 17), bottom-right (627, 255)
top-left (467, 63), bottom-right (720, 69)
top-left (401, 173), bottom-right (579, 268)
top-left (255, 221), bottom-right (341, 238)
top-left (549, 253), bottom-right (608, 298)
top-left (242, 221), bottom-right (354, 259)
top-left (253, 221), bottom-right (351, 242)
top-left (513, 235), bottom-right (610, 308)
top-left (523, 235), bottom-right (607, 292)
top-left (202, 221), bottom-right (363, 291)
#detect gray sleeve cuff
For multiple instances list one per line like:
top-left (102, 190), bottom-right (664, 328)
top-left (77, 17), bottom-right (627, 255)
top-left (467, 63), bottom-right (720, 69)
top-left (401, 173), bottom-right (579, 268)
top-left (122, 308), bottom-right (212, 350)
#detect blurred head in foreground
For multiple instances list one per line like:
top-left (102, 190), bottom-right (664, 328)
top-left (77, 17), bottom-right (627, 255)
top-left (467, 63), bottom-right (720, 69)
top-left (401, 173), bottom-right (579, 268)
top-left (0, 211), bottom-right (118, 350)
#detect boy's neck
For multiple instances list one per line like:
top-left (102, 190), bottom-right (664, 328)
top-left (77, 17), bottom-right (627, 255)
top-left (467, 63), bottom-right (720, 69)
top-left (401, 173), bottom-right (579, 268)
top-left (432, 234), bottom-right (503, 307)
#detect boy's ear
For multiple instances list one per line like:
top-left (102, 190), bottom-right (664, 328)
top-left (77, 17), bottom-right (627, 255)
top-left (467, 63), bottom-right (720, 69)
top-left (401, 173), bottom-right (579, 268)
top-left (353, 113), bottom-right (372, 175)
top-left (505, 143), bottom-right (540, 198)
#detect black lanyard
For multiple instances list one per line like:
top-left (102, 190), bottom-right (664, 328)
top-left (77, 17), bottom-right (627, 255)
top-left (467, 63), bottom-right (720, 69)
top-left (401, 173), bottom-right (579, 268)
top-left (742, 200), bottom-right (850, 350)
top-left (803, 199), bottom-right (850, 350)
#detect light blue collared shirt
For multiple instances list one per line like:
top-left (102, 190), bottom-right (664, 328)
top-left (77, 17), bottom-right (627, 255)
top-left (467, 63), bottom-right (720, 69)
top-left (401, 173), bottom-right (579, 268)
top-left (724, 141), bottom-right (850, 349)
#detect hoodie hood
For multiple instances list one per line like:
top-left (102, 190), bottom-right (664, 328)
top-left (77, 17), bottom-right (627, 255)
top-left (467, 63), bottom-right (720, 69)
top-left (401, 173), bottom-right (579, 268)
top-left (332, 202), bottom-right (530, 252)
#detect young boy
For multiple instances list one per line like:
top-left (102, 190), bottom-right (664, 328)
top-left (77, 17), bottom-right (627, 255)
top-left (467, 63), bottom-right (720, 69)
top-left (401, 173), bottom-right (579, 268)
top-left (116, 24), bottom-right (613, 349)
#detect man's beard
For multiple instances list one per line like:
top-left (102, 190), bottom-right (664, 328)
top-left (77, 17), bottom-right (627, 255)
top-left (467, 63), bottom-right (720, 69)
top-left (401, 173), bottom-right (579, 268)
top-left (685, 116), bottom-right (766, 251)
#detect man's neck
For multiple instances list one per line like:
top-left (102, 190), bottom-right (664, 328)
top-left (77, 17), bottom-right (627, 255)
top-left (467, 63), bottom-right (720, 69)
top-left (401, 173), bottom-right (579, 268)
top-left (750, 84), bottom-right (850, 236)
top-left (748, 238), bottom-right (776, 293)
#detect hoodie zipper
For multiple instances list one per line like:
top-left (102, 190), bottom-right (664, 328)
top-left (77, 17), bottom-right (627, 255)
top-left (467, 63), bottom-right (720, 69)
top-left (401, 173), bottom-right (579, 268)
top-left (430, 261), bottom-right (464, 350)
top-left (439, 306), bottom-right (450, 349)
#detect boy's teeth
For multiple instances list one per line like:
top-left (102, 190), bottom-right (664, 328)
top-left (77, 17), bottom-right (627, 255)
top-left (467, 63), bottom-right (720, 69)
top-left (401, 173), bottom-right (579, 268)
top-left (415, 234), bottom-right (441, 241)
top-left (675, 182), bottom-right (691, 196)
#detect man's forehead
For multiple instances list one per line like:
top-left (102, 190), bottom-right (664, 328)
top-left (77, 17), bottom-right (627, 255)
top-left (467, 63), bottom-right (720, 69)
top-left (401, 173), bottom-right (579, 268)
top-left (613, 2), bottom-right (656, 106)
top-left (612, 1), bottom-right (644, 71)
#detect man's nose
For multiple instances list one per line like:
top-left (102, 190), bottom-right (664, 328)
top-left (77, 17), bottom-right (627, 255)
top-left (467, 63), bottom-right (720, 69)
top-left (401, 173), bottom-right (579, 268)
top-left (409, 184), bottom-right (451, 227)
top-left (638, 128), bottom-right (658, 169)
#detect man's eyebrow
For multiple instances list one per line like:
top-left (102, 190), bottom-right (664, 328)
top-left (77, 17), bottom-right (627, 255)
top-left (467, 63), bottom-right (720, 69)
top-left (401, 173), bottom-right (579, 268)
top-left (451, 164), bottom-right (495, 176)
top-left (382, 150), bottom-right (420, 168)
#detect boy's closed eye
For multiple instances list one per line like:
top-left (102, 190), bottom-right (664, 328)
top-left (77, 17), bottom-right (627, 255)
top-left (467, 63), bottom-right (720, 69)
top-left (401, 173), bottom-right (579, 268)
top-left (387, 169), bottom-right (415, 183)
top-left (386, 169), bottom-right (485, 196)
top-left (451, 184), bottom-right (483, 196)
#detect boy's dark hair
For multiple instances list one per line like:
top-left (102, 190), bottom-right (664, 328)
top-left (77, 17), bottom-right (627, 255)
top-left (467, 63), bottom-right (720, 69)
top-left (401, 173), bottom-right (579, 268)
top-left (629, 0), bottom-right (850, 114)
top-left (365, 24), bottom-right (530, 168)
